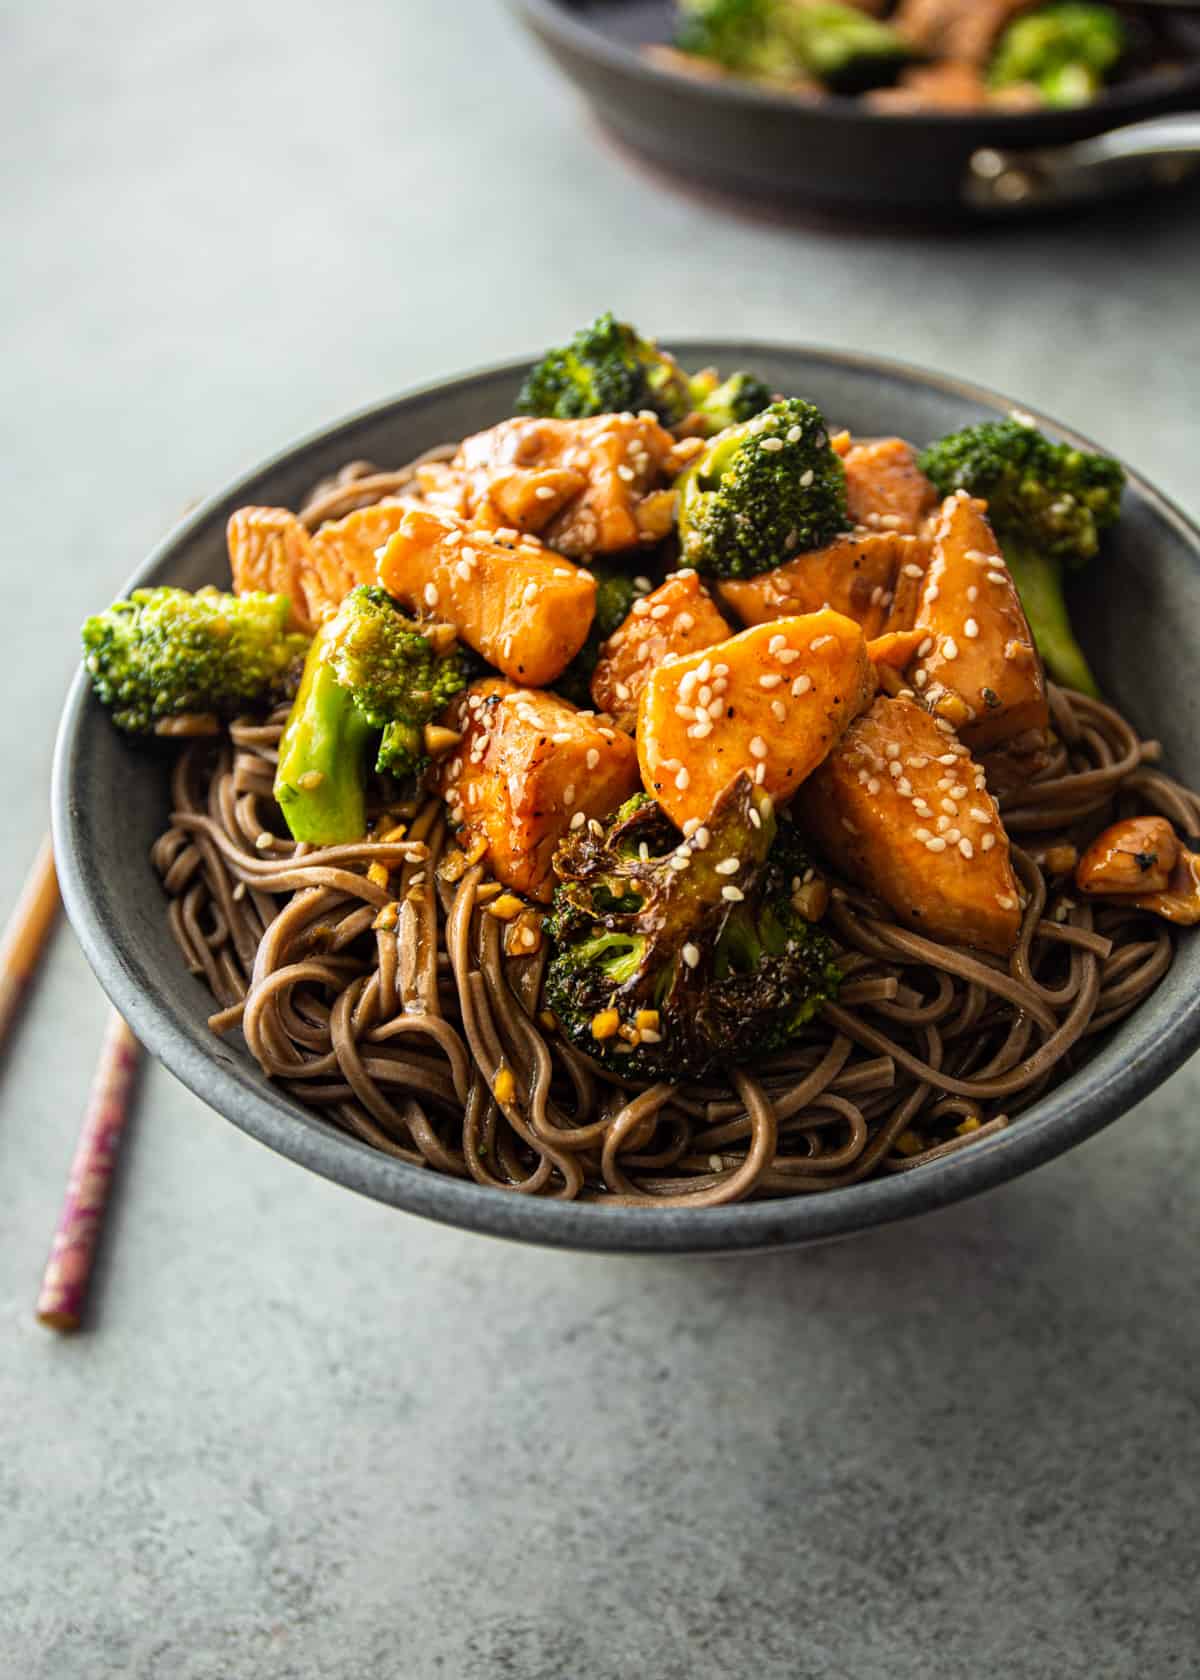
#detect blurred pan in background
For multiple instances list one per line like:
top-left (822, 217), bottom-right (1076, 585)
top-left (512, 0), bottom-right (1200, 216)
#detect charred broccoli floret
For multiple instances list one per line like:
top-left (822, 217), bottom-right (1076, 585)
top-left (516, 313), bottom-right (771, 435)
top-left (544, 774), bottom-right (841, 1080)
top-left (82, 586), bottom-right (308, 734)
top-left (677, 0), bottom-right (911, 93)
top-left (556, 565), bottom-right (653, 709)
top-left (675, 397), bottom-right (847, 579)
top-left (275, 586), bottom-right (467, 843)
top-left (990, 4), bottom-right (1126, 107)
top-left (920, 418), bottom-right (1125, 695)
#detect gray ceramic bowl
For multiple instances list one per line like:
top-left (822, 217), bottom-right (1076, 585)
top-left (53, 346), bottom-right (1200, 1254)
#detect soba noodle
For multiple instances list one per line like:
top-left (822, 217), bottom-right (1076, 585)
top-left (149, 455), bottom-right (1199, 1206)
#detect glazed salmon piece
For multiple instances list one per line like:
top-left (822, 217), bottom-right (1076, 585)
top-left (378, 506), bottom-right (596, 687)
top-left (417, 414), bottom-right (678, 556)
top-left (843, 437), bottom-right (938, 536)
top-left (227, 501), bottom-right (411, 632)
top-left (591, 572), bottom-right (732, 732)
top-left (638, 610), bottom-right (876, 831)
top-left (800, 696), bottom-right (1022, 956)
top-left (717, 531), bottom-right (928, 641)
top-left (908, 494), bottom-right (1048, 753)
top-left (438, 679), bottom-right (640, 902)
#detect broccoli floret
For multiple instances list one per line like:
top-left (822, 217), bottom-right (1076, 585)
top-left (275, 586), bottom-right (467, 843)
top-left (676, 398), bottom-right (847, 579)
top-left (82, 586), bottom-right (308, 734)
top-left (687, 368), bottom-right (774, 434)
top-left (990, 4), bottom-right (1126, 107)
top-left (544, 773), bottom-right (841, 1080)
top-left (920, 418), bottom-right (1125, 696)
top-left (517, 312), bottom-right (691, 426)
top-left (516, 312), bottom-right (771, 436)
top-left (677, 0), bottom-right (911, 92)
top-left (556, 565), bottom-right (653, 708)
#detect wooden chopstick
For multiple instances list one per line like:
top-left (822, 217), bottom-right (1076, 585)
top-left (0, 834), bottom-right (61, 1052)
top-left (36, 1009), bottom-right (143, 1332)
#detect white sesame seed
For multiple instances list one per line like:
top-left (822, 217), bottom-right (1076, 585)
top-left (716, 858), bottom-right (740, 876)
top-left (925, 837), bottom-right (947, 853)
top-left (749, 737), bottom-right (768, 759)
top-left (676, 612), bottom-right (694, 631)
top-left (721, 885), bottom-right (745, 902)
top-left (777, 648), bottom-right (801, 665)
top-left (902, 563), bottom-right (924, 579)
top-left (968, 806), bottom-right (991, 822)
top-left (767, 634), bottom-right (787, 655)
top-left (897, 778), bottom-right (912, 796)
top-left (534, 485), bottom-right (556, 500)
top-left (786, 425), bottom-right (802, 444)
top-left (423, 583), bottom-right (439, 608)
top-left (675, 767), bottom-right (690, 790)
top-left (707, 699), bottom-right (723, 720)
top-left (694, 826), bottom-right (710, 849)
top-left (754, 763), bottom-right (766, 784)
top-left (759, 674), bottom-right (783, 689)
top-left (682, 943), bottom-right (700, 968)
top-left (616, 464), bottom-right (636, 483)
top-left (669, 854), bottom-right (689, 871)
top-left (935, 719), bottom-right (956, 734)
top-left (889, 762), bottom-right (903, 780)
top-left (942, 637), bottom-right (959, 660)
top-left (958, 837), bottom-right (974, 858)
top-left (799, 468), bottom-right (814, 487)
top-left (748, 808), bottom-right (762, 830)
top-left (650, 603), bottom-right (670, 620)
top-left (867, 777), bottom-right (881, 795)
top-left (696, 658), bottom-right (712, 681)
top-left (585, 748), bottom-right (600, 770)
top-left (791, 675), bottom-right (813, 697)
top-left (941, 798), bottom-right (958, 816)
top-left (914, 827), bottom-right (932, 842)
top-left (964, 618), bottom-right (979, 640)
top-left (810, 635), bottom-right (832, 652)
top-left (760, 437), bottom-right (784, 453)
top-left (950, 783), bottom-right (969, 799)
top-left (914, 670), bottom-right (928, 689)
top-left (913, 799), bottom-right (931, 817)
top-left (997, 893), bottom-right (1016, 910)
top-left (926, 584), bottom-right (939, 602)
top-left (981, 833), bottom-right (996, 852)
top-left (869, 585), bottom-right (884, 606)
top-left (563, 783), bottom-right (576, 805)
top-left (570, 810), bottom-right (586, 830)
top-left (551, 730), bottom-right (571, 744)
top-left (987, 570), bottom-right (1008, 585)
top-left (771, 699), bottom-right (787, 723)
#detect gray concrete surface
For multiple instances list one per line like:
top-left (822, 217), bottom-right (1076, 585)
top-left (3, 3), bottom-right (1199, 1675)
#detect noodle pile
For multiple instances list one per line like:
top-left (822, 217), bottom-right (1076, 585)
top-left (150, 457), bottom-right (1200, 1206)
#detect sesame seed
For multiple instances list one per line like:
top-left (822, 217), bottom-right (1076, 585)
top-left (715, 858), bottom-right (740, 876)
top-left (964, 619), bottom-right (979, 640)
top-left (777, 648), bottom-right (801, 665)
top-left (942, 637), bottom-right (959, 660)
top-left (897, 778), bottom-right (912, 796)
top-left (959, 838), bottom-right (974, 858)
top-left (682, 943), bottom-right (700, 968)
top-left (902, 563), bottom-right (924, 578)
top-left (935, 719), bottom-right (956, 734)
top-left (551, 730), bottom-right (571, 744)
top-left (634, 575), bottom-right (653, 592)
top-left (690, 719), bottom-right (713, 739)
top-left (914, 670), bottom-right (928, 689)
top-left (869, 586), bottom-right (884, 606)
top-left (614, 682), bottom-right (630, 701)
top-left (771, 700), bottom-right (787, 723)
top-left (810, 635), bottom-right (832, 652)
top-left (696, 658), bottom-right (712, 681)
top-left (669, 855), bottom-right (689, 871)
top-left (586, 748), bottom-right (600, 770)
top-left (749, 737), bottom-right (768, 759)
top-left (941, 798), bottom-right (958, 816)
top-left (950, 783), bottom-right (969, 799)
top-left (889, 762), bottom-right (902, 780)
top-left (676, 612), bottom-right (694, 631)
top-left (925, 837), bottom-right (947, 853)
top-left (760, 437), bottom-right (784, 453)
top-left (748, 808), bottom-right (761, 829)
top-left (721, 885), bottom-right (745, 902)
top-left (968, 806), bottom-right (991, 822)
top-left (754, 763), bottom-right (766, 784)
top-left (966, 585), bottom-right (978, 603)
top-left (792, 675), bottom-right (812, 697)
top-left (713, 663), bottom-right (729, 676)
top-left (424, 582), bottom-right (439, 608)
top-left (981, 833), bottom-right (996, 852)
top-left (534, 485), bottom-right (556, 500)
top-left (997, 893), bottom-right (1016, 910)
top-left (937, 753), bottom-right (957, 765)
top-left (913, 799), bottom-right (931, 817)
top-left (694, 827), bottom-right (710, 849)
top-left (616, 464), bottom-right (636, 482)
top-left (867, 777), bottom-right (881, 795)
top-left (786, 425), bottom-right (802, 443)
top-left (563, 784), bottom-right (576, 805)
top-left (987, 570), bottom-right (1008, 585)
top-left (759, 674), bottom-right (783, 689)
top-left (799, 468), bottom-right (814, 487)
top-left (766, 637), bottom-right (786, 656)
top-left (675, 767), bottom-right (690, 790)
top-left (926, 584), bottom-right (939, 602)
top-left (570, 810), bottom-right (585, 830)
top-left (708, 699), bottom-right (723, 720)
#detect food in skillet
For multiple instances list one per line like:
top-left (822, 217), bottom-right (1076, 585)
top-left (81, 314), bottom-right (1200, 1207)
top-left (654, 1), bottom-right (1173, 113)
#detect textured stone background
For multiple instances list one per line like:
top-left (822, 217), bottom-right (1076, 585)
top-left (3, 4), bottom-right (1198, 1675)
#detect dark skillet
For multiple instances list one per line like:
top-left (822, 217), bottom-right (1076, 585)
top-left (511, 0), bottom-right (1200, 215)
top-left (52, 346), bottom-right (1200, 1255)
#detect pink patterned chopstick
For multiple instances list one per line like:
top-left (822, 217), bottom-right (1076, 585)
top-left (36, 1010), bottom-right (142, 1332)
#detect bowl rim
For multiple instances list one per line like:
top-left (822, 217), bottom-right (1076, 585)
top-left (512, 0), bottom-right (1200, 130)
top-left (52, 342), bottom-right (1200, 1255)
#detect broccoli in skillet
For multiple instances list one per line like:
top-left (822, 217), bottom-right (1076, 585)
top-left (920, 418), bottom-right (1125, 696)
top-left (275, 586), bottom-right (467, 844)
top-left (544, 775), bottom-right (841, 1080)
top-left (677, 0), bottom-right (911, 93)
top-left (675, 397), bottom-right (847, 579)
top-left (82, 587), bottom-right (309, 734)
top-left (556, 565), bottom-right (653, 710)
top-left (516, 312), bottom-right (772, 436)
top-left (990, 4), bottom-right (1126, 107)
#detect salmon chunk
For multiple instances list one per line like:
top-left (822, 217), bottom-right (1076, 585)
top-left (800, 696), bottom-right (1022, 956)
top-left (908, 494), bottom-right (1048, 753)
top-left (718, 531), bottom-right (928, 642)
top-left (438, 679), bottom-right (640, 901)
top-left (843, 437), bottom-right (938, 536)
top-left (228, 501), bottom-right (410, 632)
top-left (591, 571), bottom-right (732, 732)
top-left (638, 610), bottom-right (876, 830)
top-left (378, 506), bottom-right (596, 687)
top-left (417, 414), bottom-right (679, 556)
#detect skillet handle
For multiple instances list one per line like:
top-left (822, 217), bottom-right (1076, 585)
top-left (965, 113), bottom-right (1200, 210)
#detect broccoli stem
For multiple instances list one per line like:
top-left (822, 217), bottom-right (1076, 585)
top-left (1004, 540), bottom-right (1099, 698)
top-left (274, 635), bottom-right (376, 844)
